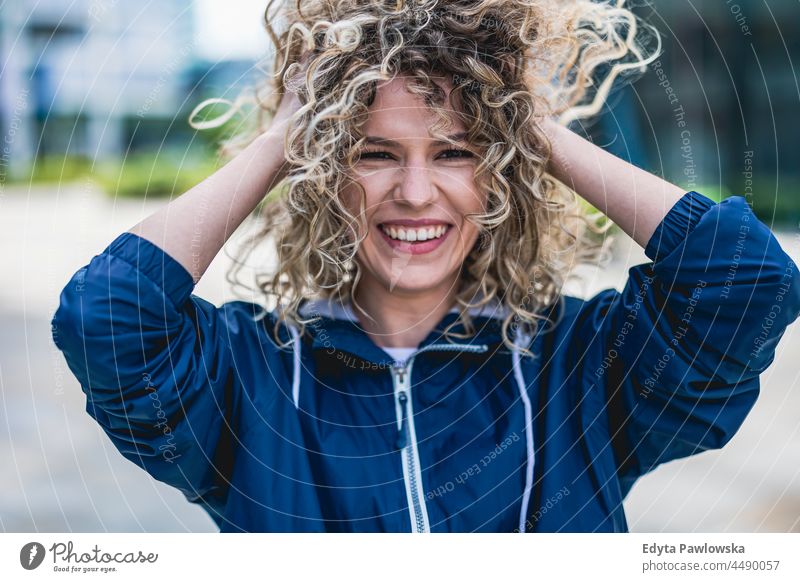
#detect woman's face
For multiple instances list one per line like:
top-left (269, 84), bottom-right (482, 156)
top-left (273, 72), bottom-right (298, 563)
top-left (341, 75), bottom-right (486, 298)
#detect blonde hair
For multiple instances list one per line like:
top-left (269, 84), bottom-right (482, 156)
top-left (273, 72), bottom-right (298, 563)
top-left (190, 0), bottom-right (661, 356)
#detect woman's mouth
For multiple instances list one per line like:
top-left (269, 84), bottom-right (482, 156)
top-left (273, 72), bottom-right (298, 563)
top-left (380, 223), bottom-right (449, 242)
top-left (377, 222), bottom-right (453, 255)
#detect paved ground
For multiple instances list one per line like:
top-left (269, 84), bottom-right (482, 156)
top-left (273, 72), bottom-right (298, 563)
top-left (1, 184), bottom-right (798, 532)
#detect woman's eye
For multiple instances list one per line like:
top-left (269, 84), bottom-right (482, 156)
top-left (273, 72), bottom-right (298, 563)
top-left (439, 149), bottom-right (474, 159)
top-left (356, 149), bottom-right (474, 161)
top-left (358, 150), bottom-right (393, 160)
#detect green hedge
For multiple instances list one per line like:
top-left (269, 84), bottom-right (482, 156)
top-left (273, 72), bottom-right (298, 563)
top-left (18, 153), bottom-right (220, 198)
top-left (94, 153), bottom-right (220, 198)
top-left (16, 157), bottom-right (800, 229)
top-left (683, 182), bottom-right (800, 228)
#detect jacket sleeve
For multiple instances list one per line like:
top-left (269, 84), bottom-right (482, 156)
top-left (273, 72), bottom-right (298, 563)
top-left (50, 231), bottom-right (239, 515)
top-left (580, 190), bottom-right (800, 495)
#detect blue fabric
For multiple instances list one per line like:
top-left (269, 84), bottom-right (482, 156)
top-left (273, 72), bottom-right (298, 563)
top-left (51, 191), bottom-right (800, 532)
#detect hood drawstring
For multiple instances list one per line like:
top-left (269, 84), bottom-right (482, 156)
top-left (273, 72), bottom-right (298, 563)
top-left (513, 327), bottom-right (535, 533)
top-left (287, 323), bottom-right (302, 409)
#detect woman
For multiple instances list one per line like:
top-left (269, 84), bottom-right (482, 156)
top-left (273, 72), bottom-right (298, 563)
top-left (52, 0), bottom-right (800, 532)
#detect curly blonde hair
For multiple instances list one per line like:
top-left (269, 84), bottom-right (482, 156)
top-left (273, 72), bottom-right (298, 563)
top-left (190, 0), bottom-right (661, 356)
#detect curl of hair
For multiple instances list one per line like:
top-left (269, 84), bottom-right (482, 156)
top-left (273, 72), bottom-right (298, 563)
top-left (190, 0), bottom-right (662, 358)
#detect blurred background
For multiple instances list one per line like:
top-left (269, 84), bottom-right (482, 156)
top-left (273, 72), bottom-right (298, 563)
top-left (1, 0), bottom-right (799, 532)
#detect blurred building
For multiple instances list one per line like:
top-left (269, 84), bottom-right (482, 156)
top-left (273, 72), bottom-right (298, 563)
top-left (0, 0), bottom-right (196, 175)
top-left (557, 0), bottom-right (799, 224)
top-left (635, 0), bottom-right (800, 224)
top-left (1, 0), bottom-right (798, 224)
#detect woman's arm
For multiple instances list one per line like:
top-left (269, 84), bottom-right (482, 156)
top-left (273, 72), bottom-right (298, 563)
top-left (540, 116), bottom-right (685, 249)
top-left (128, 83), bottom-right (301, 283)
top-left (572, 190), bottom-right (800, 494)
top-left (50, 83), bottom-right (303, 518)
top-left (128, 128), bottom-right (286, 284)
top-left (51, 115), bottom-right (294, 517)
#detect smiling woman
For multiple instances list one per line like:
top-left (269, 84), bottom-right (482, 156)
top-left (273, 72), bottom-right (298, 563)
top-left (213, 0), bottom-right (638, 354)
top-left (338, 75), bottom-right (488, 348)
top-left (51, 0), bottom-right (800, 533)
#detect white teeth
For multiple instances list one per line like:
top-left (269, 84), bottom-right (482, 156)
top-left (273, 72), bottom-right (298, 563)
top-left (381, 224), bottom-right (448, 242)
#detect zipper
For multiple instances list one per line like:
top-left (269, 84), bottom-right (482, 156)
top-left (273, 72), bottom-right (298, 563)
top-left (390, 342), bottom-right (489, 533)
top-left (396, 391), bottom-right (408, 449)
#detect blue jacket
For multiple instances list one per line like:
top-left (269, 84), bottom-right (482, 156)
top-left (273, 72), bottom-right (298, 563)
top-left (51, 190), bottom-right (800, 532)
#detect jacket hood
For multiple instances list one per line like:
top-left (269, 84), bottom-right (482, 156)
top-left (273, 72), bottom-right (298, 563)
top-left (294, 296), bottom-right (521, 366)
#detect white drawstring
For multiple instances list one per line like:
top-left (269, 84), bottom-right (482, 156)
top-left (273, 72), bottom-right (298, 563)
top-left (513, 327), bottom-right (535, 533)
top-left (287, 323), bottom-right (302, 409)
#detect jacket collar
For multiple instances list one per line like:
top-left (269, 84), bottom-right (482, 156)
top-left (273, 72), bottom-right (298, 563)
top-left (297, 296), bottom-right (510, 365)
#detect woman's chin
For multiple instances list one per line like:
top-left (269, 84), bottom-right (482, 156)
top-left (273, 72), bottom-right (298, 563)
top-left (378, 269), bottom-right (455, 296)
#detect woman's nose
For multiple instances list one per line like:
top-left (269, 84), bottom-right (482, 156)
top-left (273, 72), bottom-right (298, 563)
top-left (393, 163), bottom-right (437, 208)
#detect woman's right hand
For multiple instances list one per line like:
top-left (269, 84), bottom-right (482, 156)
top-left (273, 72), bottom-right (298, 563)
top-left (266, 55), bottom-right (309, 140)
top-left (262, 55), bottom-right (310, 183)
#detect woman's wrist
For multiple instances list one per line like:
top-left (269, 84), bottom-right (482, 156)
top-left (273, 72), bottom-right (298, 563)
top-left (538, 116), bottom-right (571, 187)
top-left (254, 128), bottom-right (290, 188)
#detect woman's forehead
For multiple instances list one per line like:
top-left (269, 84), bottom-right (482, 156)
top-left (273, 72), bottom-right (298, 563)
top-left (363, 76), bottom-right (465, 135)
top-left (370, 75), bottom-right (454, 109)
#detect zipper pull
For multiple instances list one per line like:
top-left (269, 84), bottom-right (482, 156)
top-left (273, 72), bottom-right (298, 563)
top-left (396, 391), bottom-right (408, 449)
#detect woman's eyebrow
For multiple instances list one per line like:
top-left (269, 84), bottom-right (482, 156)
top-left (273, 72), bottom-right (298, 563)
top-left (363, 132), bottom-right (468, 148)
